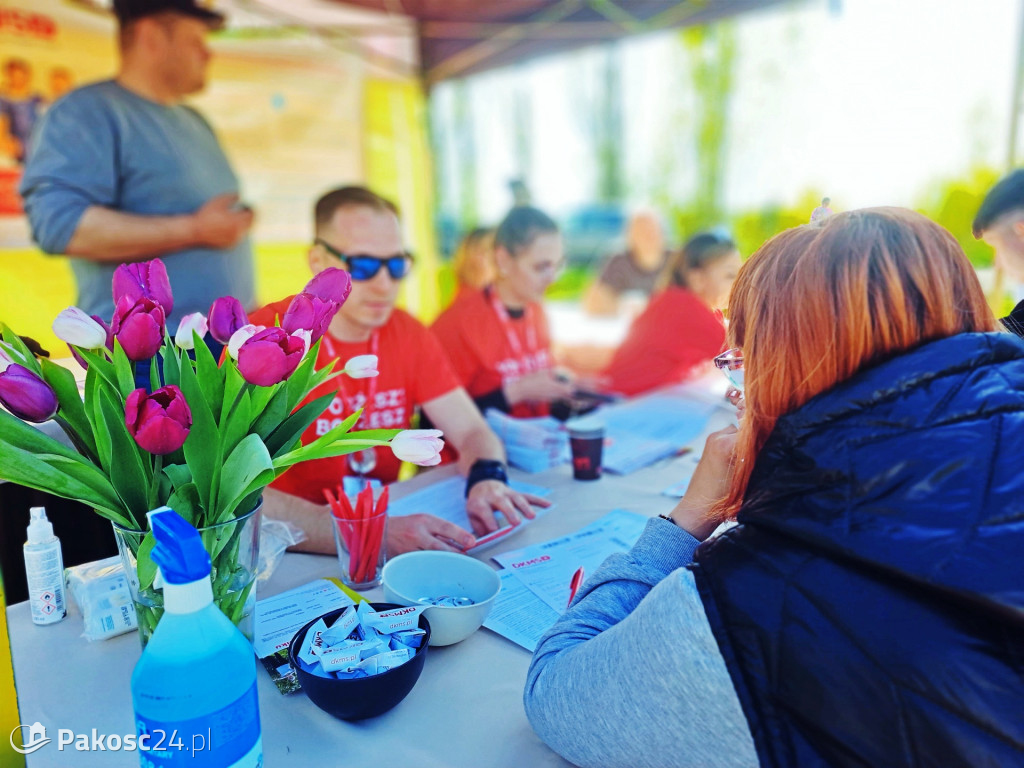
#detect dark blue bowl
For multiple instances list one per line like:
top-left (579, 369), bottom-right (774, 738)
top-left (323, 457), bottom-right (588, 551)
top-left (288, 602), bottom-right (431, 721)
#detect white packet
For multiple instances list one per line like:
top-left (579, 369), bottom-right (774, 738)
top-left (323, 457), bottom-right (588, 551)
top-left (64, 557), bottom-right (138, 641)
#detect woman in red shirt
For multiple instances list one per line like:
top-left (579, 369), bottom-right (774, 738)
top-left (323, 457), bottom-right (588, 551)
top-left (433, 206), bottom-right (574, 418)
top-left (601, 231), bottom-right (741, 397)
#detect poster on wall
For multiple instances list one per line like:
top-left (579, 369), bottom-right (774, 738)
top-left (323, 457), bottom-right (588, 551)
top-left (0, 0), bottom-right (394, 247)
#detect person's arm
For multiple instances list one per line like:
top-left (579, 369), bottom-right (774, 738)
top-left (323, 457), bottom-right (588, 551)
top-left (524, 517), bottom-right (758, 768)
top-left (582, 280), bottom-right (620, 316)
top-left (421, 387), bottom-right (551, 534)
top-left (64, 194), bottom-right (253, 263)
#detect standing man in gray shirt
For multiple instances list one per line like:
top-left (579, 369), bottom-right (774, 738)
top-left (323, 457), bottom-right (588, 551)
top-left (19, 0), bottom-right (254, 332)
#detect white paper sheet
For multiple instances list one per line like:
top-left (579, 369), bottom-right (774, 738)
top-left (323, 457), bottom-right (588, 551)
top-left (481, 571), bottom-right (561, 652)
top-left (253, 579), bottom-right (355, 693)
top-left (493, 510), bottom-right (648, 613)
top-left (387, 476), bottom-right (553, 554)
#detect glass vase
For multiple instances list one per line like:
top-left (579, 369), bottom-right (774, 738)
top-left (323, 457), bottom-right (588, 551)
top-left (111, 502), bottom-right (261, 647)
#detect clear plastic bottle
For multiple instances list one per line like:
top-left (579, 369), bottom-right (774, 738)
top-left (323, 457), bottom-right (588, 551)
top-left (24, 506), bottom-right (66, 625)
top-left (131, 507), bottom-right (262, 767)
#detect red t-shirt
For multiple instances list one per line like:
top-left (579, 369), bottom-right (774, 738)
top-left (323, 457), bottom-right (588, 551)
top-left (431, 287), bottom-right (554, 418)
top-left (601, 286), bottom-right (726, 397)
top-left (249, 298), bottom-right (461, 503)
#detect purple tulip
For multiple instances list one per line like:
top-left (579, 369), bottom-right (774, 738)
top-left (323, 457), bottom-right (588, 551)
top-left (112, 259), bottom-right (174, 316)
top-left (112, 295), bottom-right (166, 361)
top-left (236, 327), bottom-right (305, 386)
top-left (124, 385), bottom-right (192, 455)
top-left (304, 267), bottom-right (352, 306)
top-left (281, 292), bottom-right (337, 343)
top-left (208, 296), bottom-right (248, 345)
top-left (0, 363), bottom-right (59, 423)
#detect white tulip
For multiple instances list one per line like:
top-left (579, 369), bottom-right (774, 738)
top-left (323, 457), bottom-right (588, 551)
top-left (52, 307), bottom-right (107, 349)
top-left (227, 324), bottom-right (263, 360)
top-left (174, 312), bottom-right (209, 350)
top-left (390, 429), bottom-right (445, 466)
top-left (343, 354), bottom-right (379, 379)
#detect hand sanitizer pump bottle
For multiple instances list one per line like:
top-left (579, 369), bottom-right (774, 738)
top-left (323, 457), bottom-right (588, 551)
top-left (131, 507), bottom-right (262, 767)
top-left (24, 506), bottom-right (66, 625)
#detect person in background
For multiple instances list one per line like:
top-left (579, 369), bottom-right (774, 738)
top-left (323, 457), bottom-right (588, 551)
top-left (48, 67), bottom-right (74, 101)
top-left (19, 0), bottom-right (254, 333)
top-left (525, 208), bottom-right (1024, 768)
top-left (254, 186), bottom-right (548, 556)
top-left (451, 226), bottom-right (495, 294)
top-left (598, 231), bottom-right (739, 397)
top-left (809, 195), bottom-right (833, 223)
top-left (583, 209), bottom-right (670, 317)
top-left (973, 168), bottom-right (1024, 337)
top-left (432, 206), bottom-right (574, 418)
top-left (0, 58), bottom-right (45, 165)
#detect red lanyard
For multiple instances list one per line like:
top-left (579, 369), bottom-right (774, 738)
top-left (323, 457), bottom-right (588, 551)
top-left (488, 287), bottom-right (538, 359)
top-left (322, 331), bottom-right (379, 423)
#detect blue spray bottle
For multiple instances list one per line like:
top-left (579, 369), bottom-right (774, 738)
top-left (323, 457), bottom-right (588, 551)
top-left (131, 507), bottom-right (262, 767)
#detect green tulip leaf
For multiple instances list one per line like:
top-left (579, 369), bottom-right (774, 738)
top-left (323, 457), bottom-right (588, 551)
top-left (0, 324), bottom-right (43, 375)
top-left (192, 332), bottom-right (225, 415)
top-left (166, 482), bottom-right (203, 526)
top-left (136, 533), bottom-right (158, 590)
top-left (217, 434), bottom-right (274, 522)
top-left (178, 348), bottom-right (219, 514)
top-left (262, 390), bottom-right (336, 458)
top-left (112, 342), bottom-right (136, 399)
top-left (39, 359), bottom-right (96, 460)
top-left (96, 387), bottom-right (152, 521)
top-left (219, 390), bottom-right (253, 460)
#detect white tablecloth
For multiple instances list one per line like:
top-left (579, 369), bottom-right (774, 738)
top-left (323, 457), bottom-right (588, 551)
top-left (7, 381), bottom-right (733, 768)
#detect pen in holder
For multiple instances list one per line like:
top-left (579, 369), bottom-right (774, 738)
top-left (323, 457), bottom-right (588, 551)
top-left (324, 484), bottom-right (389, 590)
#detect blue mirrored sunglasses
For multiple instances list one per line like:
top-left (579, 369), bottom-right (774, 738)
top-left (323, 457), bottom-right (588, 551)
top-left (316, 239), bottom-right (413, 281)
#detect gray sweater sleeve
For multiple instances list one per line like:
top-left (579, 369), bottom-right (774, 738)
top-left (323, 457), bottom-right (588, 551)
top-left (524, 518), bottom-right (759, 768)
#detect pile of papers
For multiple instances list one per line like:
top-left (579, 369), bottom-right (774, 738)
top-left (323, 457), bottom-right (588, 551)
top-left (485, 409), bottom-right (569, 473)
top-left (599, 395), bottom-right (719, 474)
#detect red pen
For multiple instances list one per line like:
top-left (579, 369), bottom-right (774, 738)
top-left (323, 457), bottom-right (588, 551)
top-left (567, 567), bottom-right (585, 608)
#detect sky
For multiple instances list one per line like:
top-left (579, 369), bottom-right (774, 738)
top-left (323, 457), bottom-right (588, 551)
top-left (433, 0), bottom-right (1022, 223)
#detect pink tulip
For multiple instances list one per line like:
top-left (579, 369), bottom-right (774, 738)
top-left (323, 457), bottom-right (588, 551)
top-left (343, 354), bottom-right (379, 379)
top-left (208, 297), bottom-right (248, 345)
top-left (53, 307), bottom-right (108, 349)
top-left (227, 324), bottom-right (264, 360)
top-left (112, 296), bottom-right (166, 361)
top-left (0, 364), bottom-right (59, 423)
top-left (291, 329), bottom-right (312, 357)
top-left (174, 312), bottom-right (209, 351)
top-left (112, 259), bottom-right (174, 316)
top-left (125, 386), bottom-right (192, 455)
top-left (281, 292), bottom-right (337, 343)
top-left (390, 429), bottom-right (445, 466)
top-left (236, 327), bottom-right (305, 386)
top-left (304, 267), bottom-right (352, 306)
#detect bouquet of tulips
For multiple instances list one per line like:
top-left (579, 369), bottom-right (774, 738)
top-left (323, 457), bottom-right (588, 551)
top-left (0, 259), bottom-right (443, 639)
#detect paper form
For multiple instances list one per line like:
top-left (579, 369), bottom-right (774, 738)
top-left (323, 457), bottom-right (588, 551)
top-left (597, 395), bottom-right (718, 474)
top-left (481, 571), bottom-right (561, 652)
top-left (387, 476), bottom-right (553, 554)
top-left (494, 510), bottom-right (649, 612)
top-left (253, 579), bottom-right (355, 694)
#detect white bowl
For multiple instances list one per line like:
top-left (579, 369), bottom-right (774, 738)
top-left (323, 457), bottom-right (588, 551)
top-left (381, 552), bottom-right (501, 646)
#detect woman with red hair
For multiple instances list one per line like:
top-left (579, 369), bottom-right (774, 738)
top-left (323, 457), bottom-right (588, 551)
top-left (525, 208), bottom-right (1024, 768)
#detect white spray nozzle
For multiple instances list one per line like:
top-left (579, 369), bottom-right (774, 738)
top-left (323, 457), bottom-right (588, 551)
top-left (27, 507), bottom-right (54, 545)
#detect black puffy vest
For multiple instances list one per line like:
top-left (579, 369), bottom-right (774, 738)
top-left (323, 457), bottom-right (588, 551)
top-left (693, 333), bottom-right (1024, 768)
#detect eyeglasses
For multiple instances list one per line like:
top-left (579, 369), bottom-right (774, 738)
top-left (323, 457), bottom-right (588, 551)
top-left (316, 239), bottom-right (413, 281)
top-left (713, 347), bottom-right (744, 390)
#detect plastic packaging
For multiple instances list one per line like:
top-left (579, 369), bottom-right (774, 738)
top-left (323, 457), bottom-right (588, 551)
top-left (24, 507), bottom-right (66, 625)
top-left (65, 556), bottom-right (137, 641)
top-left (131, 507), bottom-right (262, 767)
top-left (256, 517), bottom-right (307, 582)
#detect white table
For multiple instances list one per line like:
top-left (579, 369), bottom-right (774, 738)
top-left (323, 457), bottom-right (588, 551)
top-left (7, 382), bottom-right (732, 768)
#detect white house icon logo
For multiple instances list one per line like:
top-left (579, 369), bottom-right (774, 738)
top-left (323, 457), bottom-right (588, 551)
top-left (10, 722), bottom-right (51, 754)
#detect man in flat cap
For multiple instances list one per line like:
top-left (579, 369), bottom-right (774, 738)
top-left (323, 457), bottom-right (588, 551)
top-left (19, 0), bottom-right (254, 336)
top-left (974, 169), bottom-right (1024, 336)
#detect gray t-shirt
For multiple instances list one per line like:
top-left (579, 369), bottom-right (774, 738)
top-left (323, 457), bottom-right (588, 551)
top-left (597, 250), bottom-right (669, 297)
top-left (19, 80), bottom-right (254, 330)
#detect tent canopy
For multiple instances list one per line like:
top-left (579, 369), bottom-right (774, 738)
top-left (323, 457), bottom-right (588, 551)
top-left (328, 0), bottom-right (785, 84)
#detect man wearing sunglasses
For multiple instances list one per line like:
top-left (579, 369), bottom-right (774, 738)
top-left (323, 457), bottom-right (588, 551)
top-left (254, 186), bottom-right (549, 556)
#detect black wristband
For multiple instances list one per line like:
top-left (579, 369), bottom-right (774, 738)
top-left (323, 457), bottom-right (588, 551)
top-left (465, 459), bottom-right (509, 497)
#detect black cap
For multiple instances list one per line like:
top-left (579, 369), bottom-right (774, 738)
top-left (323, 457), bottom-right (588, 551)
top-left (973, 169), bottom-right (1024, 238)
top-left (113, 0), bottom-right (225, 29)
